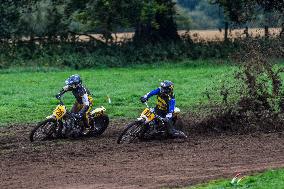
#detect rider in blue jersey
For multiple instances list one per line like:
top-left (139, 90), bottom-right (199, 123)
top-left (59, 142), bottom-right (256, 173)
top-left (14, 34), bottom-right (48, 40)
top-left (140, 80), bottom-right (186, 138)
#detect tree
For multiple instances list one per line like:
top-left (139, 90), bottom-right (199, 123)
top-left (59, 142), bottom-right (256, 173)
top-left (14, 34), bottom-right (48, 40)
top-left (133, 0), bottom-right (179, 42)
top-left (177, 0), bottom-right (199, 10)
top-left (74, 0), bottom-right (180, 43)
top-left (212, 0), bottom-right (284, 37)
top-left (177, 0), bottom-right (225, 29)
top-left (256, 0), bottom-right (284, 12)
top-left (70, 0), bottom-right (133, 43)
top-left (0, 0), bottom-right (181, 44)
top-left (210, 0), bottom-right (256, 24)
top-left (0, 0), bottom-right (23, 42)
top-left (256, 0), bottom-right (284, 37)
top-left (20, 0), bottom-right (68, 42)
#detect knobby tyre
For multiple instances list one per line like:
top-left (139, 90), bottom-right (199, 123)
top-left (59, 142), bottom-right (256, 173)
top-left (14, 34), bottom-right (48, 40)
top-left (117, 121), bottom-right (145, 144)
top-left (29, 118), bottom-right (57, 142)
top-left (92, 115), bottom-right (109, 136)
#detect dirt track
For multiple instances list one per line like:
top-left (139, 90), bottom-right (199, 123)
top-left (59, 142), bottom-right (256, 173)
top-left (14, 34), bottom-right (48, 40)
top-left (1, 123), bottom-right (284, 189)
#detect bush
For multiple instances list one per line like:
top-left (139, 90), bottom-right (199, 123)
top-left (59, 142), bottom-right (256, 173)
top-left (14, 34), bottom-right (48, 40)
top-left (198, 38), bottom-right (284, 133)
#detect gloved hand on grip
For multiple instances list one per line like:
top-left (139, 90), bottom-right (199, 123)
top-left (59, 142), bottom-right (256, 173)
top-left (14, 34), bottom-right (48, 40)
top-left (140, 96), bottom-right (148, 103)
top-left (55, 94), bottom-right (61, 99)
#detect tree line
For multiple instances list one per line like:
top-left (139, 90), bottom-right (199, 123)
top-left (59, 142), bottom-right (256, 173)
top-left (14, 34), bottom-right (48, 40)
top-left (213, 0), bottom-right (283, 38)
top-left (0, 0), bottom-right (283, 44)
top-left (0, 0), bottom-right (179, 43)
top-left (176, 0), bottom-right (225, 29)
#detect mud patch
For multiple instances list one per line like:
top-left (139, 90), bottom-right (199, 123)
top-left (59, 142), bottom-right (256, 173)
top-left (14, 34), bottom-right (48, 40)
top-left (181, 107), bottom-right (284, 136)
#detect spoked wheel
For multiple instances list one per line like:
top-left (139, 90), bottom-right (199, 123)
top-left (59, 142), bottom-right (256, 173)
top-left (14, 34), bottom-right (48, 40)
top-left (29, 119), bottom-right (57, 142)
top-left (62, 117), bottom-right (84, 139)
top-left (117, 121), bottom-right (145, 144)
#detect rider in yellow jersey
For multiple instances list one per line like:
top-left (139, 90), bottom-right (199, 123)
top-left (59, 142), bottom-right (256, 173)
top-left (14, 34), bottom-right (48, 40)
top-left (56, 74), bottom-right (93, 133)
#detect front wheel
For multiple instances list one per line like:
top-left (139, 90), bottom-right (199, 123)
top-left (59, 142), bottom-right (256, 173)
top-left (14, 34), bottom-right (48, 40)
top-left (117, 121), bottom-right (145, 144)
top-left (29, 119), bottom-right (57, 142)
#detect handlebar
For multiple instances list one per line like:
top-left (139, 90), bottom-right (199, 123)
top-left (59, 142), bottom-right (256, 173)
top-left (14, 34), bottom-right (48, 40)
top-left (56, 96), bottom-right (64, 105)
top-left (144, 102), bottom-right (149, 109)
top-left (55, 96), bottom-right (80, 121)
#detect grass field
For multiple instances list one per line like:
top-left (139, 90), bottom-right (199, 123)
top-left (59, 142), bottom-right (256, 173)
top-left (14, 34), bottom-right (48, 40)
top-left (0, 59), bottom-right (235, 125)
top-left (189, 169), bottom-right (284, 189)
top-left (1, 58), bottom-right (284, 125)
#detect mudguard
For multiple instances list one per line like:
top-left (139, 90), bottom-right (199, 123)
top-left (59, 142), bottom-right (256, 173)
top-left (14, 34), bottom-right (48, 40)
top-left (90, 106), bottom-right (106, 118)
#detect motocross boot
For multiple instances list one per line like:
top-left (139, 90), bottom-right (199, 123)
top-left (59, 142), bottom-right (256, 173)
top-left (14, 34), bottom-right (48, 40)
top-left (165, 119), bottom-right (187, 139)
top-left (82, 115), bottom-right (91, 135)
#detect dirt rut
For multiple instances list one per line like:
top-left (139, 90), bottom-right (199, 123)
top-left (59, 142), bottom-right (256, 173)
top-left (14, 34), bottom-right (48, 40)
top-left (1, 124), bottom-right (284, 189)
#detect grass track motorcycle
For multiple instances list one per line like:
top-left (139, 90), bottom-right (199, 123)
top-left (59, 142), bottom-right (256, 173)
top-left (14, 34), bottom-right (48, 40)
top-left (30, 97), bottom-right (109, 142)
top-left (117, 102), bottom-right (186, 144)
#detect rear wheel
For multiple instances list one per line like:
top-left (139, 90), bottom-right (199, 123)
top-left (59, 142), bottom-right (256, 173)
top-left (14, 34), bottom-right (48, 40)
top-left (29, 119), bottom-right (57, 142)
top-left (117, 121), bottom-right (145, 144)
top-left (90, 115), bottom-right (109, 137)
top-left (86, 115), bottom-right (109, 137)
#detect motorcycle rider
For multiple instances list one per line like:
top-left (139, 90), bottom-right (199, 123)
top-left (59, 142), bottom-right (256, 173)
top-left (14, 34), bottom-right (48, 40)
top-left (140, 80), bottom-right (187, 138)
top-left (56, 74), bottom-right (93, 133)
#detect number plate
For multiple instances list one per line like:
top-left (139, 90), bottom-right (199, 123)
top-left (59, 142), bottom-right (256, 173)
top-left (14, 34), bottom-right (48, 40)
top-left (53, 105), bottom-right (66, 120)
top-left (141, 108), bottom-right (155, 122)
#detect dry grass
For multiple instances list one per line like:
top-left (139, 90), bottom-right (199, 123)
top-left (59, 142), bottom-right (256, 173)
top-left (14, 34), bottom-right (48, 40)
top-left (78, 28), bottom-right (282, 43)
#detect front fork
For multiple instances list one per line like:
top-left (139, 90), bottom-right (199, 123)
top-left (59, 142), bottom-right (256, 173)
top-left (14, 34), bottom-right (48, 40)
top-left (137, 121), bottom-right (149, 139)
top-left (54, 120), bottom-right (63, 137)
top-left (172, 114), bottom-right (178, 126)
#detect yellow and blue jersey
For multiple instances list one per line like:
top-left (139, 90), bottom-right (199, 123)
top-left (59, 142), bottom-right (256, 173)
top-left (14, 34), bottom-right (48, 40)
top-left (145, 87), bottom-right (175, 115)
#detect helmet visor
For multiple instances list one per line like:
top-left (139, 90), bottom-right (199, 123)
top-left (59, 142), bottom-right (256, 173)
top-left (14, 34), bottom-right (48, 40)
top-left (65, 78), bottom-right (78, 88)
top-left (161, 86), bottom-right (173, 94)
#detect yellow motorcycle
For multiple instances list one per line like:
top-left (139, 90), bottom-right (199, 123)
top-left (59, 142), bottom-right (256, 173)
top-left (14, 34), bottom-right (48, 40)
top-left (30, 98), bottom-right (109, 142)
top-left (117, 102), bottom-right (186, 144)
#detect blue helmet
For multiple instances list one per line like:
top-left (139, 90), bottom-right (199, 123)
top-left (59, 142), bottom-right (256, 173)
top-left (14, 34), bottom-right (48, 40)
top-left (65, 74), bottom-right (82, 87)
top-left (160, 80), bottom-right (174, 94)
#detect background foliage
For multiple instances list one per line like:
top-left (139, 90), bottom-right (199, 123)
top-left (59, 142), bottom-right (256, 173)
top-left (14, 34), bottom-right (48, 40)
top-left (0, 0), bottom-right (282, 67)
top-left (0, 0), bottom-right (283, 43)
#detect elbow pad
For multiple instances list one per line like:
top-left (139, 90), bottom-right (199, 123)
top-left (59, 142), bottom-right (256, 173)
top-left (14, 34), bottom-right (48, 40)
top-left (82, 94), bottom-right (90, 106)
top-left (63, 85), bottom-right (69, 91)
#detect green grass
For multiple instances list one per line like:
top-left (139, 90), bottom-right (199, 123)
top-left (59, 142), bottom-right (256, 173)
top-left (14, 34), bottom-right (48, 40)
top-left (188, 169), bottom-right (284, 189)
top-left (0, 59), bottom-right (235, 125)
top-left (1, 58), bottom-right (284, 125)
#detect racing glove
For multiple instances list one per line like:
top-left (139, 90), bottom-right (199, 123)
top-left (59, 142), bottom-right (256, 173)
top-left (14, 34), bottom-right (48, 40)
top-left (55, 93), bottom-right (61, 99)
top-left (140, 96), bottom-right (148, 103)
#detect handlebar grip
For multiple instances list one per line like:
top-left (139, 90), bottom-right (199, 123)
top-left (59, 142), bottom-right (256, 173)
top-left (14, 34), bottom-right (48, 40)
top-left (144, 102), bottom-right (149, 108)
